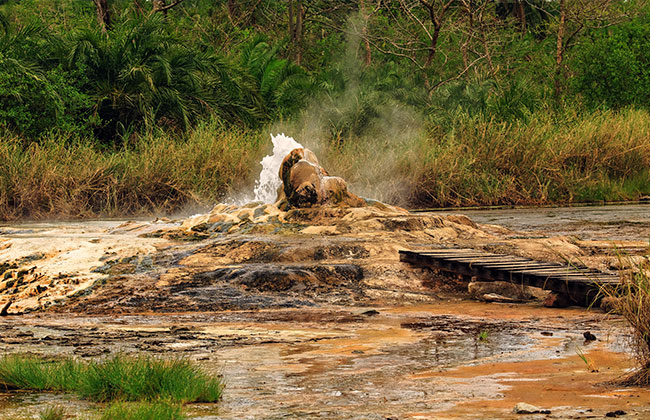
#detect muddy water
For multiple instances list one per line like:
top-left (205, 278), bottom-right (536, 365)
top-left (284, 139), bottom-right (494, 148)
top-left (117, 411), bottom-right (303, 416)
top-left (1, 303), bottom-right (648, 419)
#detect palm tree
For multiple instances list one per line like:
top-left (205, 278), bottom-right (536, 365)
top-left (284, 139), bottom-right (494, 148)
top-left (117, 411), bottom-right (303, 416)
top-left (240, 35), bottom-right (314, 120)
top-left (68, 14), bottom-right (255, 142)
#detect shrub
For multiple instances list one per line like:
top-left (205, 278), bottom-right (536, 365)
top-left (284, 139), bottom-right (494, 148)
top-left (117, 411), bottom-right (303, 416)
top-left (572, 19), bottom-right (650, 109)
top-left (0, 64), bottom-right (92, 139)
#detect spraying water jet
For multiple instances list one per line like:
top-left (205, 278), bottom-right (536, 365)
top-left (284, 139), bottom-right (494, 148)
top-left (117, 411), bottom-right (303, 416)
top-left (253, 133), bottom-right (365, 209)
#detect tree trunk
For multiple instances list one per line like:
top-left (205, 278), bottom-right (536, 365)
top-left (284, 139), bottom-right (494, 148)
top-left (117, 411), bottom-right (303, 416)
top-left (478, 9), bottom-right (495, 77)
top-left (515, 0), bottom-right (526, 33)
top-left (461, 1), bottom-right (472, 74)
top-left (425, 23), bottom-right (441, 68)
top-left (288, 0), bottom-right (295, 43)
top-left (288, 0), bottom-right (304, 65)
top-left (295, 0), bottom-right (303, 65)
top-left (360, 0), bottom-right (372, 66)
top-left (554, 0), bottom-right (566, 98)
top-left (420, 0), bottom-right (450, 69)
top-left (93, 0), bottom-right (111, 32)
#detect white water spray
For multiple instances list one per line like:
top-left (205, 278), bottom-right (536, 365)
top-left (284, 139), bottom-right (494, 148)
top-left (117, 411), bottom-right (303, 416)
top-left (252, 133), bottom-right (304, 203)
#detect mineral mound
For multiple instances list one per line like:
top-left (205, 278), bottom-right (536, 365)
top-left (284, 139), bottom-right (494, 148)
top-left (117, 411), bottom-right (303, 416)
top-left (0, 148), bottom-right (606, 315)
top-left (276, 147), bottom-right (365, 209)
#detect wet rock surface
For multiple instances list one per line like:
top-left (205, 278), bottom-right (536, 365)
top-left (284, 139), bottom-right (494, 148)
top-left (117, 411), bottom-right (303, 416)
top-left (0, 203), bottom-right (493, 314)
top-left (1, 303), bottom-right (649, 420)
top-left (0, 207), bottom-right (649, 419)
top-left (0, 200), bottom-right (641, 315)
top-left (1, 145), bottom-right (649, 419)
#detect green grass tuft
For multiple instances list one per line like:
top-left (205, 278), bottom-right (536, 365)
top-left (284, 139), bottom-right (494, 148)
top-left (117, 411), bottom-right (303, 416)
top-left (78, 355), bottom-right (222, 403)
top-left (100, 401), bottom-right (185, 420)
top-left (0, 354), bottom-right (222, 403)
top-left (39, 406), bottom-right (66, 420)
top-left (0, 355), bottom-right (80, 392)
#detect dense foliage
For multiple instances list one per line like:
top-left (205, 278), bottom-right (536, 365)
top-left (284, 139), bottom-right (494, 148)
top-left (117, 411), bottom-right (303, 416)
top-left (1, 0), bottom-right (647, 142)
top-left (0, 0), bottom-right (649, 216)
top-left (573, 18), bottom-right (650, 109)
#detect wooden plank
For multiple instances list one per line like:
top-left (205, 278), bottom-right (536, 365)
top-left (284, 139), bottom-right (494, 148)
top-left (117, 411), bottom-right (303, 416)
top-left (517, 268), bottom-right (583, 275)
top-left (420, 252), bottom-right (491, 258)
top-left (473, 262), bottom-right (562, 269)
top-left (522, 270), bottom-right (602, 277)
top-left (517, 267), bottom-right (612, 277)
top-left (547, 274), bottom-right (619, 282)
top-left (446, 256), bottom-right (530, 263)
top-left (512, 265), bottom-right (605, 274)
top-left (420, 248), bottom-right (484, 253)
top-left (419, 249), bottom-right (485, 255)
top-left (422, 254), bottom-right (502, 260)
top-left (399, 248), bottom-right (620, 307)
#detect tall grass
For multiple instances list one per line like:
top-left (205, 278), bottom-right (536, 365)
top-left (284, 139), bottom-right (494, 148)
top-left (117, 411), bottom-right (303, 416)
top-left (0, 356), bottom-right (80, 391)
top-left (1, 108), bottom-right (650, 219)
top-left (0, 354), bottom-right (222, 403)
top-left (601, 261), bottom-right (650, 386)
top-left (402, 108), bottom-right (650, 207)
top-left (38, 406), bottom-right (66, 420)
top-left (100, 402), bottom-right (185, 420)
top-left (0, 120), bottom-right (262, 220)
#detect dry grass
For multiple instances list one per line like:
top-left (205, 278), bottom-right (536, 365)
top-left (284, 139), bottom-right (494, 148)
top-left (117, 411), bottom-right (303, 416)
top-left (615, 267), bottom-right (650, 386)
top-left (0, 120), bottom-right (262, 220)
top-left (599, 252), bottom-right (650, 386)
top-left (1, 108), bottom-right (650, 219)
top-left (402, 108), bottom-right (650, 207)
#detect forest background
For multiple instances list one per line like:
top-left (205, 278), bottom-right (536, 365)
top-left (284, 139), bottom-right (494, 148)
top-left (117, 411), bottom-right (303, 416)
top-left (1, 0), bottom-right (650, 220)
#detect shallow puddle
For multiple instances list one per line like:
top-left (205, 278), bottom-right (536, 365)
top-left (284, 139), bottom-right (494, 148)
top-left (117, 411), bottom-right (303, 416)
top-left (1, 302), bottom-right (646, 419)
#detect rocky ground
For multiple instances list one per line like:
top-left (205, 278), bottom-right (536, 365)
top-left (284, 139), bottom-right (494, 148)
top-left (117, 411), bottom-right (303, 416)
top-left (3, 201), bottom-right (647, 315)
top-left (1, 303), bottom-right (648, 419)
top-left (1, 201), bottom-right (649, 419)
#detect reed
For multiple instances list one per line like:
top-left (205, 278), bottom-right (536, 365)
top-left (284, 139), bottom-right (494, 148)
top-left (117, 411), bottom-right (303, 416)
top-left (597, 248), bottom-right (650, 385)
top-left (2, 108), bottom-right (650, 219)
top-left (403, 108), bottom-right (650, 207)
top-left (608, 270), bottom-right (650, 385)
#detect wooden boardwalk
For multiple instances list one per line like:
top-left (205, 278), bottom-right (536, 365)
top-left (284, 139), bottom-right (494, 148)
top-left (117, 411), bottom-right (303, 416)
top-left (399, 248), bottom-right (620, 306)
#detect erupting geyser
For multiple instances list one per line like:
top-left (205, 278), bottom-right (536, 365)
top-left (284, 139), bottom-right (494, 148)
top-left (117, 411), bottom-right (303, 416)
top-left (253, 133), bottom-right (304, 204)
top-left (182, 133), bottom-right (387, 232)
top-left (253, 133), bottom-right (364, 208)
top-left (277, 147), bottom-right (365, 208)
